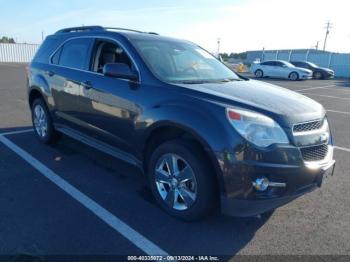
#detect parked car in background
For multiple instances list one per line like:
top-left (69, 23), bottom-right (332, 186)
top-left (250, 60), bottom-right (313, 81)
top-left (290, 61), bottom-right (335, 79)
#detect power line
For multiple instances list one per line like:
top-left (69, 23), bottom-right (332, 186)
top-left (323, 21), bottom-right (332, 51)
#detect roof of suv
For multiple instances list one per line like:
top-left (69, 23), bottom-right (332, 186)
top-left (53, 25), bottom-right (184, 42)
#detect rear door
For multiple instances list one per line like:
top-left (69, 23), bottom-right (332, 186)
top-left (49, 38), bottom-right (94, 129)
top-left (260, 61), bottom-right (275, 76)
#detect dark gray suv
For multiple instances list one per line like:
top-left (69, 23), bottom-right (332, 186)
top-left (27, 26), bottom-right (335, 220)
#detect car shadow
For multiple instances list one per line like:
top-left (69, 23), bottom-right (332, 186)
top-left (1, 126), bottom-right (272, 257)
top-left (333, 79), bottom-right (350, 88)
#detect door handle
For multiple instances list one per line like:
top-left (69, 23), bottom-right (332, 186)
top-left (47, 70), bottom-right (55, 77)
top-left (81, 81), bottom-right (93, 90)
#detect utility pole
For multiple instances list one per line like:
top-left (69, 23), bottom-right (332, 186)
top-left (315, 41), bottom-right (319, 50)
top-left (41, 31), bottom-right (44, 42)
top-left (323, 21), bottom-right (332, 51)
top-left (217, 38), bottom-right (221, 57)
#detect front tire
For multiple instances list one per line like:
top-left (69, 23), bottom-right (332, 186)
top-left (289, 71), bottom-right (299, 81)
top-left (148, 140), bottom-right (217, 221)
top-left (313, 71), bottom-right (324, 79)
top-left (31, 98), bottom-right (60, 144)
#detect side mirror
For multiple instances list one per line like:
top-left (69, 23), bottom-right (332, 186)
top-left (103, 63), bottom-right (138, 81)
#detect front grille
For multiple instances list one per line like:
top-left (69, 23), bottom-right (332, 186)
top-left (300, 144), bottom-right (328, 161)
top-left (293, 119), bottom-right (323, 133)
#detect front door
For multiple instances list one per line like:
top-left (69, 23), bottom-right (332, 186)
top-left (76, 39), bottom-right (142, 154)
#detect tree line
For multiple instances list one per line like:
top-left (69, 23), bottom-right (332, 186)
top-left (219, 52), bottom-right (247, 61)
top-left (0, 36), bottom-right (16, 43)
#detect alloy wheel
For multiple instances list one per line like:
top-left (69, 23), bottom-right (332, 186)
top-left (290, 72), bottom-right (298, 81)
top-left (33, 104), bottom-right (48, 138)
top-left (154, 153), bottom-right (197, 211)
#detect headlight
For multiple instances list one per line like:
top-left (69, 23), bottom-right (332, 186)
top-left (226, 108), bottom-right (289, 147)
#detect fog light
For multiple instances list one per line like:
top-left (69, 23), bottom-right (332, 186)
top-left (252, 177), bottom-right (269, 191)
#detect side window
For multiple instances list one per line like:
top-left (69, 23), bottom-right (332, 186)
top-left (91, 40), bottom-right (133, 73)
top-left (275, 62), bottom-right (283, 67)
top-left (51, 47), bottom-right (62, 65)
top-left (58, 38), bottom-right (93, 70)
top-left (262, 61), bottom-right (274, 66)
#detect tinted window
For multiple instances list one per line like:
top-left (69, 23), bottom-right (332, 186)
top-left (261, 61), bottom-right (274, 66)
top-left (293, 62), bottom-right (303, 67)
top-left (59, 38), bottom-right (93, 70)
top-left (32, 37), bottom-right (62, 63)
top-left (275, 62), bottom-right (283, 67)
top-left (51, 47), bottom-right (62, 65)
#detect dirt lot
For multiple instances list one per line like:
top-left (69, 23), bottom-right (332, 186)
top-left (0, 63), bottom-right (349, 260)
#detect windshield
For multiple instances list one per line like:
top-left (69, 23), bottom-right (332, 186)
top-left (307, 62), bottom-right (318, 67)
top-left (131, 39), bottom-right (240, 83)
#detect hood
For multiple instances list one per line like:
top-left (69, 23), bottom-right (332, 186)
top-left (320, 67), bottom-right (334, 73)
top-left (177, 79), bottom-right (325, 127)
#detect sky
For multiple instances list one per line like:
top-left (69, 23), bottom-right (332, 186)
top-left (0, 0), bottom-right (349, 53)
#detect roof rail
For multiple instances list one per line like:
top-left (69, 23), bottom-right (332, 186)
top-left (104, 27), bottom-right (159, 35)
top-left (55, 26), bottom-right (159, 35)
top-left (104, 27), bottom-right (144, 33)
top-left (55, 26), bottom-right (104, 34)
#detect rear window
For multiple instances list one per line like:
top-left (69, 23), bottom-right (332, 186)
top-left (57, 38), bottom-right (93, 70)
top-left (32, 37), bottom-right (62, 63)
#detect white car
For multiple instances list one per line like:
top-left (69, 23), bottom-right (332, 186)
top-left (250, 60), bottom-right (313, 81)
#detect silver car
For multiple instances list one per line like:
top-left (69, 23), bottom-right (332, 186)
top-left (250, 60), bottom-right (313, 81)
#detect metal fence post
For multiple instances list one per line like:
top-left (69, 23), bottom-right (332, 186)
top-left (261, 48), bottom-right (265, 62)
top-left (305, 49), bottom-right (310, 61)
top-left (328, 53), bottom-right (333, 68)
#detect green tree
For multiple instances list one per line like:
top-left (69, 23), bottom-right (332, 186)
top-left (0, 36), bottom-right (16, 43)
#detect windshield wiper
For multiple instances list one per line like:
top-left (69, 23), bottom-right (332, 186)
top-left (172, 80), bottom-right (211, 84)
top-left (172, 78), bottom-right (242, 84)
top-left (217, 78), bottom-right (242, 82)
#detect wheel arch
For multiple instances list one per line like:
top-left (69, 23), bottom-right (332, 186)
top-left (141, 121), bottom-right (225, 196)
top-left (28, 88), bottom-right (44, 108)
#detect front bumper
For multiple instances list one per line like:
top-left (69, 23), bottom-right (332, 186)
top-left (324, 72), bottom-right (335, 79)
top-left (217, 144), bottom-right (335, 217)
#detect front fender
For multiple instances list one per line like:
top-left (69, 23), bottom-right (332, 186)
top-left (136, 101), bottom-right (233, 196)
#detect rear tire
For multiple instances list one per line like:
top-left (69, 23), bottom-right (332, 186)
top-left (255, 69), bottom-right (263, 78)
top-left (31, 98), bottom-right (60, 144)
top-left (148, 140), bottom-right (217, 221)
top-left (289, 71), bottom-right (299, 81)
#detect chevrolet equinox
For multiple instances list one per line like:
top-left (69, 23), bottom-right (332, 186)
top-left (27, 26), bottom-right (335, 221)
